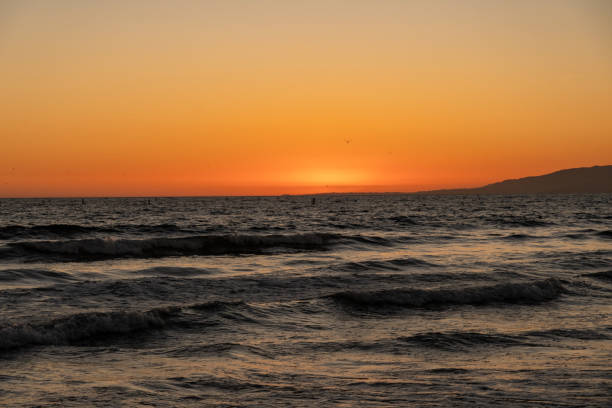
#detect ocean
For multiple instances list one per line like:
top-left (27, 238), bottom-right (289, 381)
top-left (0, 194), bottom-right (610, 407)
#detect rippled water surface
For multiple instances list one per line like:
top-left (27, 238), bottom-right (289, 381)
top-left (0, 195), bottom-right (611, 407)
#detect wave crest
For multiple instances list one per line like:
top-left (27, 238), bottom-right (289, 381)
top-left (0, 300), bottom-right (242, 351)
top-left (3, 233), bottom-right (349, 261)
top-left (329, 278), bottom-right (564, 309)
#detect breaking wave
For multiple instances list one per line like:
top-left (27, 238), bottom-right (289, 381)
top-left (329, 278), bottom-right (564, 309)
top-left (0, 233), bottom-right (375, 261)
top-left (0, 301), bottom-right (242, 351)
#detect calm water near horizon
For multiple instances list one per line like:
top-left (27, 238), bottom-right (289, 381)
top-left (0, 194), bottom-right (610, 407)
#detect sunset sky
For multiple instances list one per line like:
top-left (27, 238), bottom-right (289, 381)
top-left (1, 0), bottom-right (611, 197)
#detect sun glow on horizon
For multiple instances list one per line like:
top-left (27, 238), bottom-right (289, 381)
top-left (281, 168), bottom-right (374, 188)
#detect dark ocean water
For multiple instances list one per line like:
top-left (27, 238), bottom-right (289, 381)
top-left (0, 194), bottom-right (610, 407)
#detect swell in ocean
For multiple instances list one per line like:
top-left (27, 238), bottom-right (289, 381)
top-left (0, 233), bottom-right (345, 261)
top-left (0, 195), bottom-right (611, 407)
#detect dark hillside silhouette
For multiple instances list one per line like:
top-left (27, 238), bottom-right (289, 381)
top-left (420, 165), bottom-right (612, 194)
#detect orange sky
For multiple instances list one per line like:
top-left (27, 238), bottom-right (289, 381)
top-left (1, 0), bottom-right (611, 197)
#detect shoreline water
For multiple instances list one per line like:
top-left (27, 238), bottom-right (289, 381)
top-left (1, 194), bottom-right (610, 406)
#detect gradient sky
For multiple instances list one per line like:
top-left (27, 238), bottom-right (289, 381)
top-left (1, 0), bottom-right (611, 196)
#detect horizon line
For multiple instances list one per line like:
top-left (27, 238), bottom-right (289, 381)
top-left (2, 164), bottom-right (609, 199)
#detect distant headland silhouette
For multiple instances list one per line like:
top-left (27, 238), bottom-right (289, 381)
top-left (418, 165), bottom-right (612, 195)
